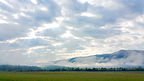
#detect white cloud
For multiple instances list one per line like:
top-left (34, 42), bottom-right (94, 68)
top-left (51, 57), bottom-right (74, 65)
top-left (81, 12), bottom-right (95, 17)
top-left (40, 7), bottom-right (48, 11)
top-left (12, 12), bottom-right (30, 19)
top-left (0, 19), bottom-right (8, 24)
top-left (27, 46), bottom-right (46, 54)
top-left (12, 14), bottom-right (19, 19)
top-left (136, 15), bottom-right (144, 23)
top-left (60, 31), bottom-right (73, 38)
top-left (0, 14), bottom-right (7, 19)
top-left (78, 0), bottom-right (124, 10)
top-left (80, 12), bottom-right (102, 18)
top-left (31, 0), bottom-right (38, 5)
top-left (36, 22), bottom-right (60, 32)
top-left (0, 0), bottom-right (13, 8)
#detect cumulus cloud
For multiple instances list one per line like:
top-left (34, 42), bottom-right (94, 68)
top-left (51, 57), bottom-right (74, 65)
top-left (0, 0), bottom-right (144, 66)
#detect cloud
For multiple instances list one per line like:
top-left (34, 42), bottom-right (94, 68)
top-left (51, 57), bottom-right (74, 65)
top-left (31, 0), bottom-right (38, 5)
top-left (0, 0), bottom-right (144, 65)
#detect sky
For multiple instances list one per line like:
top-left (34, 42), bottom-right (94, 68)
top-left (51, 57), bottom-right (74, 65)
top-left (0, 0), bottom-right (144, 65)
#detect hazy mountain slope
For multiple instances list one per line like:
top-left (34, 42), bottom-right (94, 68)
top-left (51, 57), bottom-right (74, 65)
top-left (49, 50), bottom-right (144, 67)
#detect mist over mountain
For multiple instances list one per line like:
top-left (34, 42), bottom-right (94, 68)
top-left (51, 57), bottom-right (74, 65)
top-left (45, 50), bottom-right (144, 68)
top-left (1, 50), bottom-right (144, 71)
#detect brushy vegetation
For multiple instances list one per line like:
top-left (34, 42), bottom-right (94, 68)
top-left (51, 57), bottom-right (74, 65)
top-left (0, 72), bottom-right (144, 81)
top-left (0, 65), bottom-right (144, 72)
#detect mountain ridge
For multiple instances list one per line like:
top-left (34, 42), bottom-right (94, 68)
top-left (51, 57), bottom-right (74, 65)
top-left (46, 50), bottom-right (144, 67)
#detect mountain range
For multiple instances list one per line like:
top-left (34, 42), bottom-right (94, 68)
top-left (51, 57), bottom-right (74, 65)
top-left (44, 50), bottom-right (144, 68)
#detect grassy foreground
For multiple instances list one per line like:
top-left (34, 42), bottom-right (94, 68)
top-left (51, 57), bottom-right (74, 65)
top-left (0, 72), bottom-right (144, 81)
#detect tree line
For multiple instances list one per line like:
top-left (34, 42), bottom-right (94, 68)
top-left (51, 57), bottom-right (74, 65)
top-left (0, 65), bottom-right (144, 72)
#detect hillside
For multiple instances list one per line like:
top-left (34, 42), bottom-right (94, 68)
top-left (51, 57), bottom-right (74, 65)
top-left (50, 50), bottom-right (144, 67)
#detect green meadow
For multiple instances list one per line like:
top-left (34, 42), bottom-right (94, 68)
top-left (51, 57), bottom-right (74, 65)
top-left (0, 72), bottom-right (144, 81)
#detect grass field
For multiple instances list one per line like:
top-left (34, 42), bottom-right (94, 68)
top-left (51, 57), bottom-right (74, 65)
top-left (0, 72), bottom-right (144, 81)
